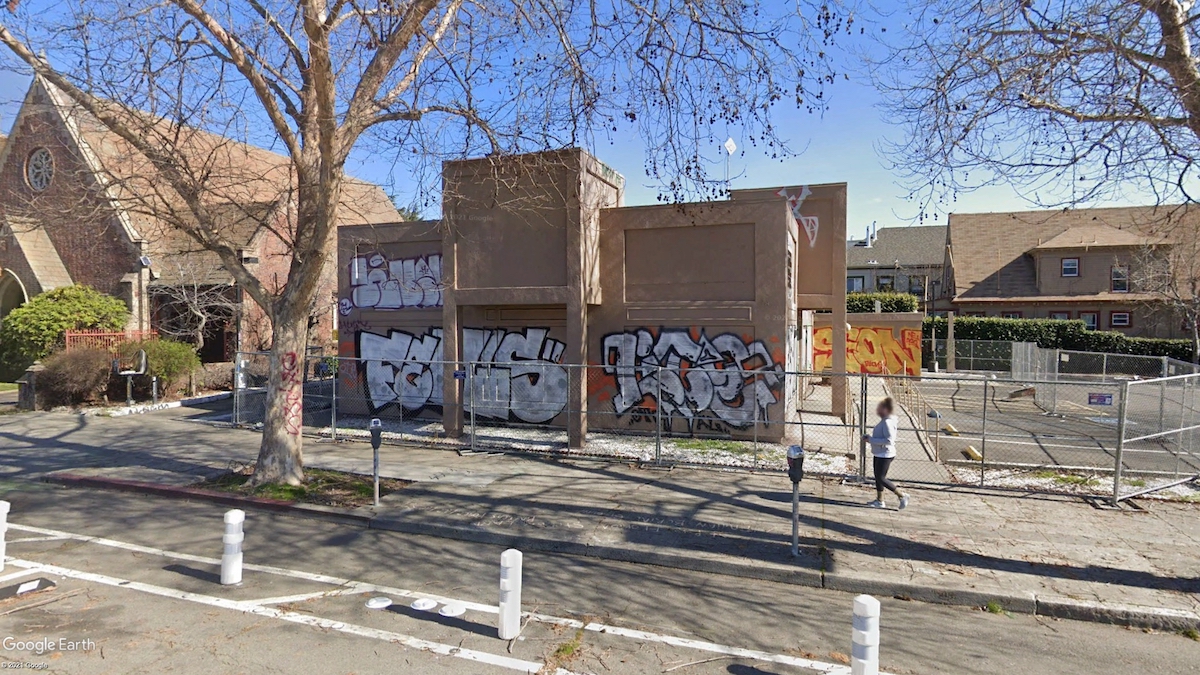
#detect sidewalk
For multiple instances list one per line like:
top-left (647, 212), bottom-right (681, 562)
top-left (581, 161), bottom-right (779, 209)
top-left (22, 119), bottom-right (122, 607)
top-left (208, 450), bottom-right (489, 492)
top-left (2, 406), bottom-right (1198, 629)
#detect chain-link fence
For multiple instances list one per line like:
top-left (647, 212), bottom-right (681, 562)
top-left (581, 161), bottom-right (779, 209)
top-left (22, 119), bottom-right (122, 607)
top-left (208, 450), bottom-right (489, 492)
top-left (922, 339), bottom-right (1014, 372)
top-left (229, 351), bottom-right (1200, 501)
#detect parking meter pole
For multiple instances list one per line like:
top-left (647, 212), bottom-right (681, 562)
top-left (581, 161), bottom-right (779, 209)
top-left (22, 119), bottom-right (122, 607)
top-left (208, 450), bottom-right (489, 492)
top-left (791, 481), bottom-right (800, 558)
top-left (369, 419), bottom-right (383, 507)
top-left (787, 446), bottom-right (804, 558)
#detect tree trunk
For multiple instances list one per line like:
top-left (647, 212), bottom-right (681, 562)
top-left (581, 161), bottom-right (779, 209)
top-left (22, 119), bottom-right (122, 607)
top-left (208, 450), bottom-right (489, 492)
top-left (250, 317), bottom-right (309, 486)
top-left (1192, 317), bottom-right (1200, 365)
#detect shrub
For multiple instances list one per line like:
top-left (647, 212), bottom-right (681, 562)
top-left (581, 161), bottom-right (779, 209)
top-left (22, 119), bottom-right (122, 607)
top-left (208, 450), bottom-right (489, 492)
top-left (37, 349), bottom-right (112, 408)
top-left (117, 339), bottom-right (201, 395)
top-left (199, 362), bottom-right (234, 391)
top-left (0, 286), bottom-right (128, 379)
top-left (847, 292), bottom-right (919, 313)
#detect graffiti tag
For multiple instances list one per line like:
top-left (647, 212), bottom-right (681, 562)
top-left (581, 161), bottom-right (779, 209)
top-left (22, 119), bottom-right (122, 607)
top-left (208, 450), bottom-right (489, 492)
top-left (600, 328), bottom-right (783, 429)
top-left (358, 327), bottom-right (568, 423)
top-left (342, 252), bottom-right (444, 314)
top-left (813, 326), bottom-right (922, 375)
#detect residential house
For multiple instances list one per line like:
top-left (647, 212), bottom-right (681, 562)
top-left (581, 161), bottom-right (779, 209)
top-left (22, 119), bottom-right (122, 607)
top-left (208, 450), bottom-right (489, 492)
top-left (0, 77), bottom-right (399, 361)
top-left (846, 225), bottom-right (947, 308)
top-left (944, 206), bottom-right (1192, 337)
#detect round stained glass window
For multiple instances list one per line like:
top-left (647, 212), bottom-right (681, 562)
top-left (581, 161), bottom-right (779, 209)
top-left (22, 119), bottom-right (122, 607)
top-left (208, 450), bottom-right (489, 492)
top-left (25, 148), bottom-right (53, 192)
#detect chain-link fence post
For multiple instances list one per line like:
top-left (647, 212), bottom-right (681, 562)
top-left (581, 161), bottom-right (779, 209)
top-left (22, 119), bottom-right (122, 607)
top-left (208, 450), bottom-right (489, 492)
top-left (980, 379), bottom-right (989, 487)
top-left (330, 357), bottom-right (338, 442)
top-left (233, 354), bottom-right (242, 426)
top-left (1112, 379), bottom-right (1130, 506)
top-left (858, 374), bottom-right (869, 480)
top-left (469, 362), bottom-right (477, 453)
top-left (752, 371), bottom-right (759, 471)
top-left (654, 365), bottom-right (663, 464)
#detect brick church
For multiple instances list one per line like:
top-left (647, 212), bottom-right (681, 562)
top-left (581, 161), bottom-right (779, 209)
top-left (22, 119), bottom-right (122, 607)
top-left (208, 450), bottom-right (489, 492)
top-left (0, 77), bottom-right (399, 361)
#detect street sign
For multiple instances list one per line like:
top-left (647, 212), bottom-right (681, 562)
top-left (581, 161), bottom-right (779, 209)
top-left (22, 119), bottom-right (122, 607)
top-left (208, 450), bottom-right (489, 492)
top-left (1088, 393), bottom-right (1113, 406)
top-left (453, 370), bottom-right (467, 380)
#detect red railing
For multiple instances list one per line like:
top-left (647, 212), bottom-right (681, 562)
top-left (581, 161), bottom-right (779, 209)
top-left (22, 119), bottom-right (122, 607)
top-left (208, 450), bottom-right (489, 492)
top-left (64, 329), bottom-right (158, 353)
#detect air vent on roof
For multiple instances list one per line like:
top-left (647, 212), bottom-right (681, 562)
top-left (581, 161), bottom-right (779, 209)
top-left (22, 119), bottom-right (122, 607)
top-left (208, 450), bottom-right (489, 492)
top-left (866, 259), bottom-right (878, 265)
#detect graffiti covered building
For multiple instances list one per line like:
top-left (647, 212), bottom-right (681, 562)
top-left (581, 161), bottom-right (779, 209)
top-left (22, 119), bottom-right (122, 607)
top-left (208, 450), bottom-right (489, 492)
top-left (337, 149), bottom-right (848, 445)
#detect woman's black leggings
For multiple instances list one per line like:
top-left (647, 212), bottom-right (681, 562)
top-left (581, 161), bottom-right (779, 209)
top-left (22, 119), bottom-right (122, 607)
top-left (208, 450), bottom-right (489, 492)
top-left (873, 456), bottom-right (900, 495)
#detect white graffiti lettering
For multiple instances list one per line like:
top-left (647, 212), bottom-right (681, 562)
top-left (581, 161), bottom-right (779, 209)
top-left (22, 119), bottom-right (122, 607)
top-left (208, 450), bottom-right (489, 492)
top-left (601, 329), bottom-right (782, 429)
top-left (776, 186), bottom-right (819, 248)
top-left (358, 327), bottom-right (567, 423)
top-left (343, 253), bottom-right (444, 314)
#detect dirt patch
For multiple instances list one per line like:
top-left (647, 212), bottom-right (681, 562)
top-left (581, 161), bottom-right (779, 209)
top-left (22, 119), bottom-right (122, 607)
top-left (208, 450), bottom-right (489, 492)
top-left (196, 465), bottom-right (409, 508)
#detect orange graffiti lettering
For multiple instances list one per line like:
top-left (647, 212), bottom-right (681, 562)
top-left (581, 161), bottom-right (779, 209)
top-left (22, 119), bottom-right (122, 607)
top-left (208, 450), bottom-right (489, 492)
top-left (812, 326), bottom-right (921, 375)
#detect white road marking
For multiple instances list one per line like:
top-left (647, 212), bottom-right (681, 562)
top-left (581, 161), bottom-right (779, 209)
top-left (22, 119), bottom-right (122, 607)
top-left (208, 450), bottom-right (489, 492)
top-left (6, 521), bottom-right (875, 674)
top-left (5, 559), bottom-right (573, 675)
top-left (6, 535), bottom-right (70, 543)
top-left (0, 567), bottom-right (42, 584)
top-left (247, 588), bottom-right (359, 606)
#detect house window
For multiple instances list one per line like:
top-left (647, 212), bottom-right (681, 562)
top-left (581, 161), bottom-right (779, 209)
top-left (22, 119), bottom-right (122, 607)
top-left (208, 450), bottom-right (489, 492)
top-left (966, 312), bottom-right (987, 317)
top-left (1111, 311), bottom-right (1131, 328)
top-left (1061, 258), bottom-right (1080, 277)
top-left (909, 276), bottom-right (925, 296)
top-left (1001, 311), bottom-right (1023, 319)
top-left (847, 276), bottom-right (864, 292)
top-left (1080, 311), bottom-right (1099, 330)
top-left (876, 275), bottom-right (894, 292)
top-left (1049, 311), bottom-right (1070, 321)
top-left (1111, 265), bottom-right (1129, 293)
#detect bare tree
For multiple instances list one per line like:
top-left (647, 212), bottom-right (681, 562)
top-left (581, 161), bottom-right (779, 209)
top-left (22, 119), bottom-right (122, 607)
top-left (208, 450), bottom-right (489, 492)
top-left (0, 0), bottom-right (850, 485)
top-left (878, 0), bottom-right (1200, 216)
top-left (1132, 233), bottom-right (1200, 359)
top-left (150, 261), bottom-right (240, 355)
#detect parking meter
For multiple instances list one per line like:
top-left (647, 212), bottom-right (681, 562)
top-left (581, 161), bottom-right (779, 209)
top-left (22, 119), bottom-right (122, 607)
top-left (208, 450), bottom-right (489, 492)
top-left (787, 446), bottom-right (805, 483)
top-left (369, 418), bottom-right (383, 451)
top-left (369, 419), bottom-right (382, 506)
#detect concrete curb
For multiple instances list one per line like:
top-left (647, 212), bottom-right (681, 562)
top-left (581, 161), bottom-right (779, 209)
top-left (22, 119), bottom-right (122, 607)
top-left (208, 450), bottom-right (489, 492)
top-left (44, 473), bottom-right (370, 526)
top-left (81, 392), bottom-right (234, 418)
top-left (41, 473), bottom-right (1200, 631)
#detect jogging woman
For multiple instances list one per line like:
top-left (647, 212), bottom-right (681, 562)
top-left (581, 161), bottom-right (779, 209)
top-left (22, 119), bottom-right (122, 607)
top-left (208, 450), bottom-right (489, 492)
top-left (862, 397), bottom-right (909, 510)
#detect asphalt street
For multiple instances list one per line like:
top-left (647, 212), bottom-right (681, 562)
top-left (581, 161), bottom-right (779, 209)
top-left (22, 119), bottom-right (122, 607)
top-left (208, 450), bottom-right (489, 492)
top-left (0, 482), bottom-right (1198, 674)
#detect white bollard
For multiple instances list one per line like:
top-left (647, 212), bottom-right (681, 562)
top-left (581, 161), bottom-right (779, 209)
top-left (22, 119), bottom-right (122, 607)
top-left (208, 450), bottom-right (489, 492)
top-left (0, 500), bottom-right (8, 573)
top-left (851, 594), bottom-right (881, 675)
top-left (498, 549), bottom-right (523, 640)
top-left (221, 509), bottom-right (245, 585)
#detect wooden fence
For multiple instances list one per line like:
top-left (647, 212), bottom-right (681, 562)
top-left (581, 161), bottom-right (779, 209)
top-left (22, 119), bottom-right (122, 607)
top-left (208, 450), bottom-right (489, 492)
top-left (64, 329), bottom-right (158, 353)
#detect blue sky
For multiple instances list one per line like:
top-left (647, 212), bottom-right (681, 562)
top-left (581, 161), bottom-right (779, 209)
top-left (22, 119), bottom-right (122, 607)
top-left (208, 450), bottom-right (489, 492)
top-left (0, 30), bottom-right (1136, 239)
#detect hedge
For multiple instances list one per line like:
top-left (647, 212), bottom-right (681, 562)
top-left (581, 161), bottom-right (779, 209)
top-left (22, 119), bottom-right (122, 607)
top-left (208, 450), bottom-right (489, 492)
top-left (847, 292), bottom-right (919, 313)
top-left (923, 316), bottom-right (1196, 362)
